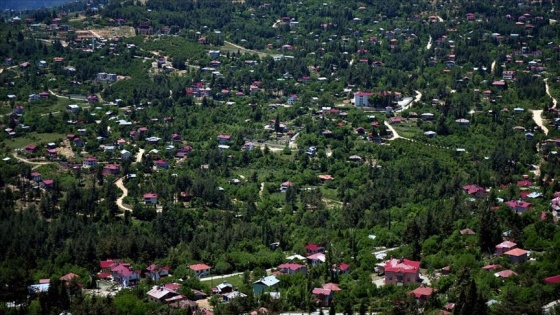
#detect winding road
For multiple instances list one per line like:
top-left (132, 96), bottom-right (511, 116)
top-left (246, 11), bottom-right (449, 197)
top-left (115, 177), bottom-right (132, 211)
top-left (531, 110), bottom-right (549, 135)
top-left (545, 78), bottom-right (557, 108)
top-left (13, 152), bottom-right (53, 170)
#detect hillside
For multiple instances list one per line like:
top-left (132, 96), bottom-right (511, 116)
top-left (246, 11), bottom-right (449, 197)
top-left (0, 0), bottom-right (560, 314)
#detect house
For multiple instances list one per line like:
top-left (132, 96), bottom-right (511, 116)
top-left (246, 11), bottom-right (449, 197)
top-left (504, 200), bottom-right (532, 213)
top-left (277, 263), bottom-right (307, 275)
top-left (60, 273), bottom-right (80, 283)
top-left (72, 137), bottom-right (84, 147)
top-left (46, 149), bottom-right (58, 159)
top-left (213, 281), bottom-right (234, 295)
top-left (333, 263), bottom-right (350, 275)
top-left (147, 285), bottom-right (179, 302)
top-left (121, 150), bottom-right (131, 160)
top-left (495, 241), bottom-right (517, 255)
top-left (146, 136), bottom-right (161, 145)
top-left (103, 164), bottom-right (120, 176)
top-left (111, 263), bottom-right (141, 287)
top-left (504, 248), bottom-right (528, 263)
top-left (424, 131), bottom-right (437, 138)
top-left (482, 264), bottom-right (502, 271)
top-left (223, 291), bottom-right (247, 302)
top-left (144, 193), bottom-right (158, 204)
top-left (305, 244), bottom-right (325, 256)
top-left (307, 253), bottom-right (326, 266)
top-left (155, 160), bottom-right (169, 169)
top-left (408, 286), bottom-right (435, 301)
top-left (463, 185), bottom-right (487, 199)
top-left (242, 142), bottom-right (254, 151)
top-left (104, 145), bottom-right (116, 153)
top-left (460, 228), bottom-right (476, 235)
top-left (544, 275), bottom-right (560, 284)
top-left (217, 134), bottom-right (231, 144)
top-left (280, 181), bottom-right (294, 192)
top-left (354, 91), bottom-right (372, 107)
top-left (146, 264), bottom-right (170, 282)
top-left (66, 104), bottom-right (80, 113)
top-left (494, 269), bottom-right (517, 278)
top-left (41, 179), bottom-right (54, 189)
top-left (31, 172), bottom-right (42, 182)
top-left (456, 118), bottom-right (470, 126)
top-left (171, 134), bottom-right (182, 142)
top-left (189, 264), bottom-right (211, 278)
top-left (28, 94), bottom-right (40, 101)
top-left (253, 276), bottom-right (280, 295)
top-left (384, 258), bottom-right (421, 285)
top-left (25, 144), bottom-right (38, 154)
top-left (287, 94), bottom-right (298, 105)
top-left (83, 157), bottom-right (98, 168)
top-left (318, 175), bottom-right (334, 183)
top-left (421, 113), bottom-right (435, 120)
top-left (503, 70), bottom-right (516, 80)
top-left (312, 288), bottom-right (333, 306)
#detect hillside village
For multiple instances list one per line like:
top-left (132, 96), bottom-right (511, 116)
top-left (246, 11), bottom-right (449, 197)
top-left (1, 0), bottom-right (560, 314)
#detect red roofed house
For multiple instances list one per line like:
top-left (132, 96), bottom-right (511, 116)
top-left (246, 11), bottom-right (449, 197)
top-left (460, 228), bottom-right (476, 235)
top-left (111, 263), bottom-right (141, 287)
top-left (305, 244), bottom-right (325, 256)
top-left (155, 159), bottom-right (169, 169)
top-left (41, 179), bottom-right (54, 189)
top-left (60, 273), bottom-right (79, 283)
top-left (504, 200), bottom-right (532, 213)
top-left (100, 259), bottom-right (118, 271)
top-left (144, 193), bottom-right (158, 205)
top-left (217, 134), bottom-right (231, 144)
top-left (312, 288), bottom-right (333, 306)
top-left (354, 91), bottom-right (373, 107)
top-left (83, 157), bottom-right (98, 168)
top-left (322, 283), bottom-right (341, 292)
top-left (494, 269), bottom-right (517, 278)
top-left (280, 181), bottom-right (294, 193)
top-left (544, 275), bottom-right (560, 284)
top-left (31, 172), bottom-right (42, 182)
top-left (318, 174), bottom-right (334, 182)
top-left (504, 248), bottom-right (528, 263)
top-left (463, 185), bottom-right (487, 199)
top-left (496, 241), bottom-right (517, 255)
top-left (384, 258), bottom-right (421, 285)
top-left (190, 264), bottom-right (211, 278)
top-left (333, 263), bottom-right (350, 275)
top-left (482, 264), bottom-right (502, 271)
top-left (277, 263), bottom-right (307, 275)
top-left (408, 286), bottom-right (435, 301)
top-left (103, 164), bottom-right (120, 176)
top-left (25, 144), bottom-right (38, 154)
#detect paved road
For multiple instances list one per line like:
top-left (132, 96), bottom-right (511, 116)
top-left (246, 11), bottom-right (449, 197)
top-left (48, 89), bottom-right (88, 101)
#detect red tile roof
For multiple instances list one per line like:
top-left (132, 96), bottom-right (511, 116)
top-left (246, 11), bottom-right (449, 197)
top-left (408, 286), bottom-right (435, 298)
top-left (385, 258), bottom-right (420, 274)
top-left (504, 248), bottom-right (528, 256)
top-left (189, 263), bottom-right (211, 271)
top-left (544, 275), bottom-right (560, 284)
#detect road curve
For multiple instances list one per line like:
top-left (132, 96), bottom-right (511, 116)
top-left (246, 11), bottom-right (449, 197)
top-left (115, 177), bottom-right (132, 211)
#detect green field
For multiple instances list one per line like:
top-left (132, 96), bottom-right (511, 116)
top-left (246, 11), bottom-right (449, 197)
top-left (5, 133), bottom-right (65, 149)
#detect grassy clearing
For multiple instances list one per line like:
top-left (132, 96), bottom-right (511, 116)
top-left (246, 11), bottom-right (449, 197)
top-left (5, 133), bottom-right (65, 150)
